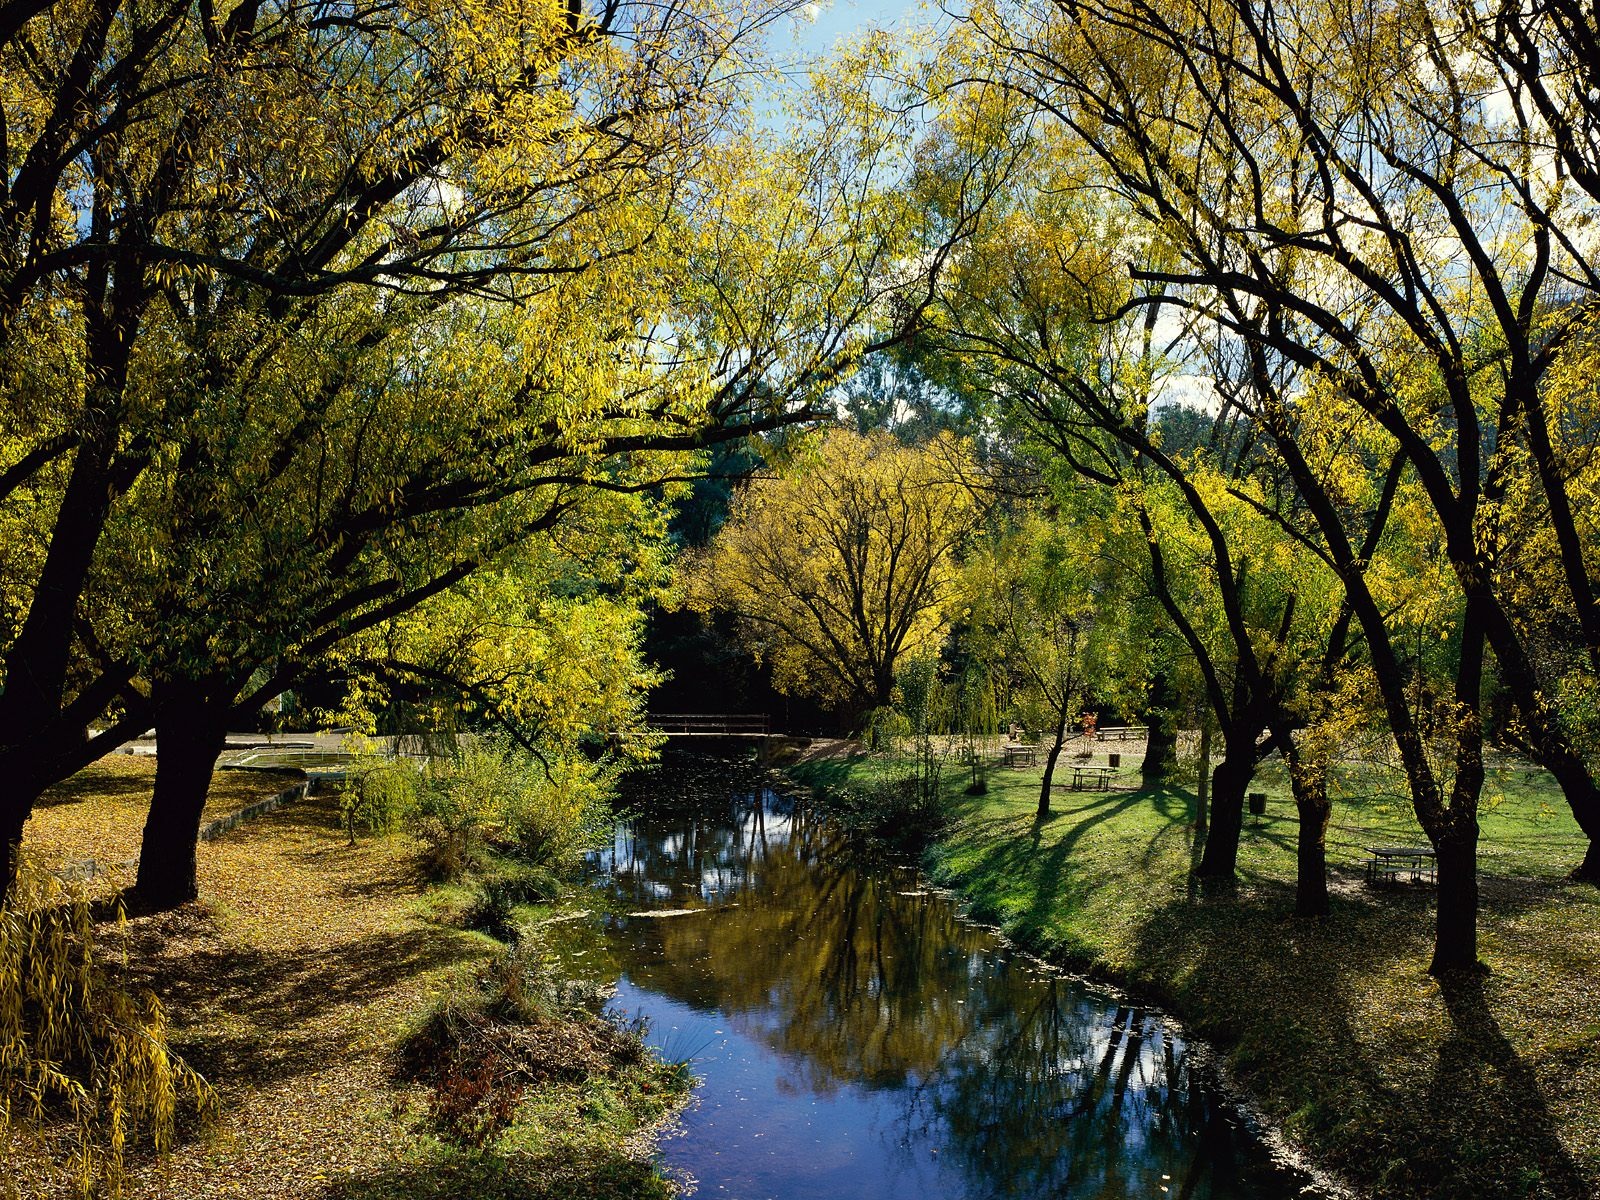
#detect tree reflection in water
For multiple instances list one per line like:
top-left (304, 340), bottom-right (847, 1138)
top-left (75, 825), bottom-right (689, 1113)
top-left (571, 758), bottom-right (1307, 1200)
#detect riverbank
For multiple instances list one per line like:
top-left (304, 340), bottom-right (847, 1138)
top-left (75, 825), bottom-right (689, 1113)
top-left (14, 759), bottom-right (688, 1199)
top-left (783, 745), bottom-right (1600, 1200)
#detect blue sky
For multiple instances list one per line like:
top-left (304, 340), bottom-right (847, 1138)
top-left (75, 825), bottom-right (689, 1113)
top-left (775, 0), bottom-right (932, 59)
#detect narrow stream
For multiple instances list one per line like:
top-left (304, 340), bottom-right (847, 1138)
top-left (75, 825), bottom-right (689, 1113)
top-left (545, 756), bottom-right (1318, 1200)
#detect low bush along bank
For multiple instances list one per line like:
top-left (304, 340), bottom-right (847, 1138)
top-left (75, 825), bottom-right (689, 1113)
top-left (785, 747), bottom-right (1600, 1200)
top-left (11, 756), bottom-right (688, 1200)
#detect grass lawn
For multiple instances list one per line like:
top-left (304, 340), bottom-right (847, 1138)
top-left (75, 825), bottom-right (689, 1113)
top-left (14, 760), bottom-right (686, 1200)
top-left (787, 744), bottom-right (1600, 1200)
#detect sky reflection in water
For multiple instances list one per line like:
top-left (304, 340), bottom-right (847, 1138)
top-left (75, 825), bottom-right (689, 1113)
top-left (555, 758), bottom-right (1310, 1200)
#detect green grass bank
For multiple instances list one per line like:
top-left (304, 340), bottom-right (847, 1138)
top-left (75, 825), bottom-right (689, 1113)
top-left (784, 746), bottom-right (1600, 1200)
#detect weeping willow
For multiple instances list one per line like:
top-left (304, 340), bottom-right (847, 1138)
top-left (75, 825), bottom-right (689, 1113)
top-left (0, 857), bottom-right (215, 1197)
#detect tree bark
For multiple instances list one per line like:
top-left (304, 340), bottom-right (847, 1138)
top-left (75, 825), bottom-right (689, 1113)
top-left (1194, 723), bottom-right (1211, 834)
top-left (0, 709), bottom-right (150, 902)
top-left (1431, 832), bottom-right (1482, 976)
top-left (1575, 838), bottom-right (1600, 885)
top-left (1291, 776), bottom-right (1331, 918)
top-left (1429, 595), bottom-right (1488, 975)
top-left (1195, 748), bottom-right (1250, 880)
top-left (1038, 702), bottom-right (1071, 818)
top-left (1269, 718), bottom-right (1332, 918)
top-left (1, 803), bottom-right (26, 906)
top-left (1139, 670), bottom-right (1177, 780)
top-left (134, 682), bottom-right (230, 910)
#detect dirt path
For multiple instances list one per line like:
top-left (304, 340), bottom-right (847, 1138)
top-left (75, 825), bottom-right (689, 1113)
top-left (111, 795), bottom-right (476, 1199)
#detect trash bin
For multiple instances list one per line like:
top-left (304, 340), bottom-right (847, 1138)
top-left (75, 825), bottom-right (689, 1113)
top-left (1108, 752), bottom-right (1121, 767)
top-left (1248, 791), bottom-right (1267, 815)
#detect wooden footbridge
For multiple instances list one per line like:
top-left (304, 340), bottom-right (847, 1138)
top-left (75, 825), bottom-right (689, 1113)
top-left (647, 713), bottom-right (773, 737)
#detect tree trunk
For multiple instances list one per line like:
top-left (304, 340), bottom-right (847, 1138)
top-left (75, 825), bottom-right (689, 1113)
top-left (134, 682), bottom-right (229, 910)
top-left (1431, 832), bottom-right (1482, 975)
top-left (1139, 671), bottom-right (1177, 780)
top-left (1291, 777), bottom-right (1331, 918)
top-left (1194, 723), bottom-right (1211, 834)
top-left (1575, 838), bottom-right (1600, 885)
top-left (1, 802), bottom-right (26, 905)
top-left (1429, 595), bottom-right (1487, 975)
top-left (0, 710), bottom-right (150, 903)
top-left (1038, 703), bottom-right (1071, 818)
top-left (1270, 718), bottom-right (1332, 919)
top-left (1532, 743), bottom-right (1600, 884)
top-left (1195, 750), bottom-right (1249, 880)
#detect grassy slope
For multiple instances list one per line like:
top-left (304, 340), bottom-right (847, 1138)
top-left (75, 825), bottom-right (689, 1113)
top-left (788, 747), bottom-right (1600, 1200)
top-left (17, 759), bottom-right (685, 1200)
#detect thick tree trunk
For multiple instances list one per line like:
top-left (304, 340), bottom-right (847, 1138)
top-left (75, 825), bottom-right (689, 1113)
top-left (1292, 779), bottom-right (1331, 918)
top-left (1575, 838), bottom-right (1600, 885)
top-left (1428, 596), bottom-right (1488, 975)
top-left (1431, 833), bottom-right (1482, 975)
top-left (1139, 671), bottom-right (1177, 780)
top-left (1195, 750), bottom-right (1250, 880)
top-left (1271, 720), bottom-right (1332, 918)
top-left (1, 803), bottom-right (26, 906)
top-left (134, 684), bottom-right (229, 910)
top-left (0, 327), bottom-right (139, 904)
top-left (1038, 703), bottom-right (1071, 818)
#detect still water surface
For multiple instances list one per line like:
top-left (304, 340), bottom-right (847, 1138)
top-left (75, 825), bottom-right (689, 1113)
top-left (548, 757), bottom-right (1315, 1200)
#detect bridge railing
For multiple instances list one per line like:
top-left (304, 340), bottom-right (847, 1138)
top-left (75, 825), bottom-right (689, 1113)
top-left (647, 713), bottom-right (772, 735)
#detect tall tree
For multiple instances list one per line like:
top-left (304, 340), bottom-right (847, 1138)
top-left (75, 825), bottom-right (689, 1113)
top-left (926, 0), bottom-right (1600, 966)
top-left (957, 0), bottom-right (1600, 900)
top-left (685, 428), bottom-right (980, 718)
top-left (963, 513), bottom-right (1105, 816)
top-left (0, 0), bottom-right (930, 901)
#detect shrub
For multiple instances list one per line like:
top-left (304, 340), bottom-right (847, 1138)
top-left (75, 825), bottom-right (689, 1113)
top-left (1, 859), bottom-right (215, 1196)
top-left (462, 869), bottom-right (559, 942)
top-left (823, 772), bottom-right (951, 854)
top-left (861, 705), bottom-right (909, 751)
top-left (413, 738), bottom-right (611, 878)
top-left (339, 761), bottom-right (420, 841)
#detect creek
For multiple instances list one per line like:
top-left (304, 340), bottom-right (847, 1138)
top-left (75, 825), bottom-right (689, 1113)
top-left (543, 755), bottom-right (1318, 1200)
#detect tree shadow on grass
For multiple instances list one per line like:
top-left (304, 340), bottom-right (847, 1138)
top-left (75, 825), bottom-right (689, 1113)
top-left (950, 785), bottom-right (1183, 943)
top-left (1411, 974), bottom-right (1597, 1200)
top-left (122, 916), bottom-right (476, 1091)
top-left (1115, 879), bottom-right (1599, 1200)
top-left (785, 754), bottom-right (869, 795)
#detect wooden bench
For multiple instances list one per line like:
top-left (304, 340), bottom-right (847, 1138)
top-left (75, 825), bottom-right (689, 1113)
top-left (1094, 726), bottom-right (1148, 742)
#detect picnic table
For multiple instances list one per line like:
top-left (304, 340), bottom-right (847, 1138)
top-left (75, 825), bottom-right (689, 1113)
top-left (1094, 725), bottom-right (1147, 742)
top-left (1067, 764), bottom-right (1114, 791)
top-left (1364, 845), bottom-right (1437, 885)
top-left (1002, 742), bottom-right (1038, 768)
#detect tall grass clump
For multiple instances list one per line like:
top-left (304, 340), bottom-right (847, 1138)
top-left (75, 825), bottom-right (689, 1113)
top-left (1, 857), bottom-right (215, 1196)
